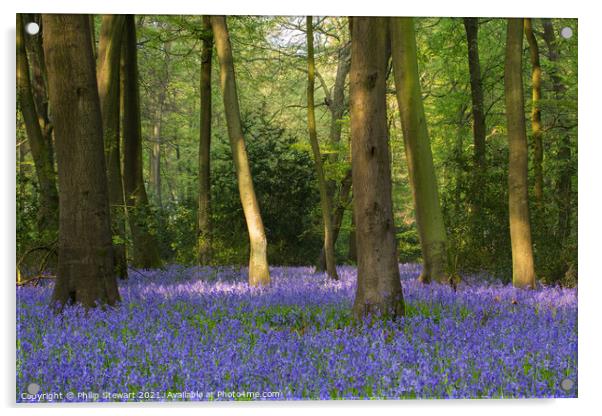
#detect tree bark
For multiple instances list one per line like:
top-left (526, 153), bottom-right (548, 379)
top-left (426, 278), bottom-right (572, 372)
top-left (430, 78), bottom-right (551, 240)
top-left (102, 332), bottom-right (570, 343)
top-left (504, 18), bottom-right (536, 289)
top-left (463, 17), bottom-right (487, 221)
top-left (317, 39), bottom-right (352, 271)
top-left (97, 14), bottom-right (128, 279)
top-left (149, 41), bottom-right (170, 209)
top-left (390, 17), bottom-right (448, 284)
top-left (121, 14), bottom-right (162, 269)
top-left (307, 17), bottom-right (339, 281)
top-left (318, 167), bottom-right (352, 269)
top-left (350, 17), bottom-right (404, 319)
top-left (150, 118), bottom-right (163, 207)
top-left (43, 14), bottom-right (120, 308)
top-left (210, 16), bottom-right (270, 286)
top-left (524, 18), bottom-right (544, 205)
top-left (541, 19), bottom-right (573, 245)
top-left (198, 16), bottom-right (213, 265)
top-left (463, 18), bottom-right (487, 172)
top-left (17, 14), bottom-right (59, 236)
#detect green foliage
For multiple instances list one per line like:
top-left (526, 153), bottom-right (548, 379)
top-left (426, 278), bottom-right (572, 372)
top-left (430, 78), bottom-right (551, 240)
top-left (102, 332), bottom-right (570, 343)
top-left (211, 108), bottom-right (321, 265)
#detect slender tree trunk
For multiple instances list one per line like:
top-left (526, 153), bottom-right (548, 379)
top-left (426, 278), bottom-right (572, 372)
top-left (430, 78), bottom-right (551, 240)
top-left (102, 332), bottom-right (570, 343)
top-left (43, 14), bottom-right (120, 308)
top-left (350, 17), bottom-right (404, 319)
top-left (318, 167), bottom-right (352, 269)
top-left (317, 40), bottom-right (352, 271)
top-left (198, 16), bottom-right (213, 265)
top-left (97, 14), bottom-right (128, 279)
top-left (23, 14), bottom-right (54, 160)
top-left (121, 14), bottom-right (162, 269)
top-left (504, 18), bottom-right (536, 289)
top-left (463, 18), bottom-right (487, 222)
top-left (149, 42), bottom-right (170, 209)
top-left (463, 18), bottom-right (487, 172)
top-left (328, 43), bottom-right (351, 147)
top-left (390, 17), bottom-right (448, 284)
top-left (524, 18), bottom-right (544, 205)
top-left (307, 17), bottom-right (339, 280)
top-left (17, 14), bottom-right (59, 236)
top-left (150, 117), bottom-right (163, 208)
top-left (541, 19), bottom-right (572, 245)
top-left (210, 16), bottom-right (270, 286)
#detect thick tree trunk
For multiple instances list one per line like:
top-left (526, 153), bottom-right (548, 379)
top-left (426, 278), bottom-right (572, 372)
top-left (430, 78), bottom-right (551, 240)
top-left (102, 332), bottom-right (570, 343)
top-left (17, 15), bottom-right (59, 236)
top-left (390, 17), bottom-right (448, 284)
top-left (524, 18), bottom-right (544, 205)
top-left (504, 18), bottom-right (536, 289)
top-left (121, 15), bottom-right (162, 269)
top-left (97, 14), bottom-right (128, 279)
top-left (210, 16), bottom-right (270, 286)
top-left (350, 17), bottom-right (404, 319)
top-left (198, 16), bottom-right (213, 265)
top-left (307, 16), bottom-right (339, 281)
top-left (541, 19), bottom-right (572, 245)
top-left (43, 14), bottom-right (120, 308)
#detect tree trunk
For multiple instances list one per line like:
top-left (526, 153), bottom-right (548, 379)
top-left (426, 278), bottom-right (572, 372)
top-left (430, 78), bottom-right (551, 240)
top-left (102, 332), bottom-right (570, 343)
top-left (16, 14), bottom-right (59, 236)
top-left (43, 14), bottom-right (120, 308)
top-left (524, 18), bottom-right (544, 205)
top-left (307, 17), bottom-right (339, 281)
top-left (328, 42), bottom-right (351, 147)
top-left (121, 14), bottom-right (162, 269)
top-left (318, 167), bottom-right (352, 269)
top-left (198, 16), bottom-right (213, 265)
top-left (504, 18), bottom-right (536, 289)
top-left (97, 14), bottom-right (128, 279)
top-left (150, 117), bottom-right (163, 208)
top-left (149, 41), bottom-right (170, 209)
top-left (317, 42), bottom-right (352, 272)
top-left (350, 17), bottom-right (404, 319)
top-left (463, 17), bottom-right (487, 221)
top-left (210, 16), bottom-right (270, 286)
top-left (541, 19), bottom-right (572, 246)
top-left (463, 18), bottom-right (487, 172)
top-left (390, 17), bottom-right (448, 284)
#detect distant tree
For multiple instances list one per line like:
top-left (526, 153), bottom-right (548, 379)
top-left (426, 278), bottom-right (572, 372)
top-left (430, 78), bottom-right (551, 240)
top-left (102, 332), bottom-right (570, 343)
top-left (504, 18), bottom-right (536, 288)
top-left (210, 16), bottom-right (270, 286)
top-left (463, 17), bottom-right (487, 217)
top-left (43, 14), bottom-right (120, 307)
top-left (317, 40), bottom-right (352, 271)
top-left (524, 18), bottom-right (543, 204)
top-left (198, 16), bottom-right (213, 265)
top-left (16, 14), bottom-right (58, 236)
top-left (390, 17), bottom-right (448, 284)
top-left (541, 19), bottom-right (573, 250)
top-left (306, 16), bottom-right (338, 280)
top-left (350, 17), bottom-right (404, 318)
top-left (149, 38), bottom-right (171, 210)
top-left (121, 14), bottom-right (162, 269)
top-left (97, 14), bottom-right (128, 279)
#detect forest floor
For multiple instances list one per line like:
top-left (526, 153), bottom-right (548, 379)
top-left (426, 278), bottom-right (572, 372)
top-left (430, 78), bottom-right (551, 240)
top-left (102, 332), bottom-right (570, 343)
top-left (16, 264), bottom-right (577, 401)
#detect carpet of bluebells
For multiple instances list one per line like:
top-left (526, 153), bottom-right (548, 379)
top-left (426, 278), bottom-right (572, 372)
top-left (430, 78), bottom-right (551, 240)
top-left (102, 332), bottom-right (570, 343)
top-left (16, 264), bottom-right (577, 402)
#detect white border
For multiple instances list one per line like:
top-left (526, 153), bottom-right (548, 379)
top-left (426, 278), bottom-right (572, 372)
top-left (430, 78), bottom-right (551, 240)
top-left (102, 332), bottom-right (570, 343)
top-left (2, 1), bottom-right (599, 415)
